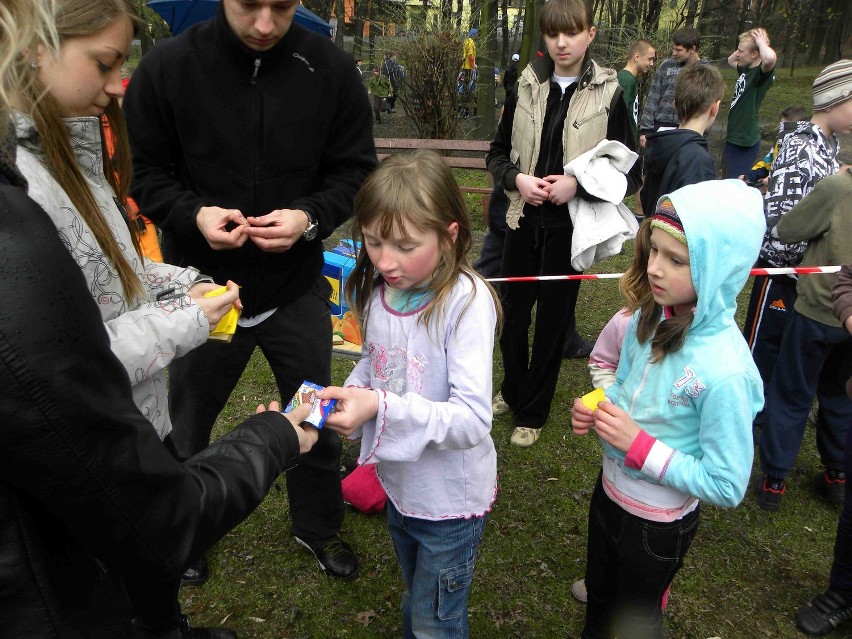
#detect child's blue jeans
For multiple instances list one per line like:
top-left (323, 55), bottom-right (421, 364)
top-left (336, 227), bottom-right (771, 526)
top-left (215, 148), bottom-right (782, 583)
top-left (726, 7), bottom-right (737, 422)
top-left (387, 501), bottom-right (487, 639)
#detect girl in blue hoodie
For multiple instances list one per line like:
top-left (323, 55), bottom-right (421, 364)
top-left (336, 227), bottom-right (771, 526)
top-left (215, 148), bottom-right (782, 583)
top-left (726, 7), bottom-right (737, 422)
top-left (572, 180), bottom-right (766, 638)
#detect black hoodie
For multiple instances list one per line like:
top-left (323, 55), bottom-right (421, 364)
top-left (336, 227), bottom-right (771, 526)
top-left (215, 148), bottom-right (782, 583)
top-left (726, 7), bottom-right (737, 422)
top-left (641, 129), bottom-right (717, 215)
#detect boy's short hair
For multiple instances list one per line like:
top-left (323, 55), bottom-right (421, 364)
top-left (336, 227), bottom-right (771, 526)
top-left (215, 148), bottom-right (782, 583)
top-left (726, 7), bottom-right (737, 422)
top-left (780, 105), bottom-right (808, 122)
top-left (628, 38), bottom-right (654, 59)
top-left (539, 0), bottom-right (594, 38)
top-left (737, 31), bottom-right (757, 52)
top-left (674, 63), bottom-right (725, 122)
top-left (673, 27), bottom-right (700, 51)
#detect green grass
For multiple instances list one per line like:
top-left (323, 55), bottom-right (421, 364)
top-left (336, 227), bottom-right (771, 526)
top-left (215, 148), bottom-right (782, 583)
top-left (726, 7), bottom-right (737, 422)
top-left (184, 253), bottom-right (843, 638)
top-left (177, 67), bottom-right (848, 638)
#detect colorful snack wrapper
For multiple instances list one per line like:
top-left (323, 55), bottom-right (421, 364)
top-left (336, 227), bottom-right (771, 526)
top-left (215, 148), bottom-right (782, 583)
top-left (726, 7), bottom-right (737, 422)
top-left (284, 381), bottom-right (337, 429)
top-left (581, 387), bottom-right (607, 411)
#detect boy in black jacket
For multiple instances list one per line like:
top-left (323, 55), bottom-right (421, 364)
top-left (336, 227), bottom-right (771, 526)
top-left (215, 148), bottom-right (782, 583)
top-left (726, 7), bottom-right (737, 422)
top-left (641, 63), bottom-right (725, 215)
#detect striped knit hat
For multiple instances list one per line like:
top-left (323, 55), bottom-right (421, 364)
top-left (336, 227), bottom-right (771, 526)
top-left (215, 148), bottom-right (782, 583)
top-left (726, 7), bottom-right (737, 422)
top-left (650, 199), bottom-right (687, 246)
top-left (813, 59), bottom-right (852, 112)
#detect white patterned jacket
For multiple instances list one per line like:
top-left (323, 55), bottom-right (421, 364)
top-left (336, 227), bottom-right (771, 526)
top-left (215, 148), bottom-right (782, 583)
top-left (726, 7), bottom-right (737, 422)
top-left (14, 113), bottom-right (209, 439)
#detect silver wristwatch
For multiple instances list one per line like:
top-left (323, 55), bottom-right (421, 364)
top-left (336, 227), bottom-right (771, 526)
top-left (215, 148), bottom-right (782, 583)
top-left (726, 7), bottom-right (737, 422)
top-left (302, 210), bottom-right (318, 241)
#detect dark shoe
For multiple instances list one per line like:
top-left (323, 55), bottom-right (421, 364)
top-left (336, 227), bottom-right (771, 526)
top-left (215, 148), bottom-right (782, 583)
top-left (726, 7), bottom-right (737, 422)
top-left (180, 615), bottom-right (237, 639)
top-left (180, 556), bottom-right (208, 586)
top-left (563, 338), bottom-right (594, 359)
top-left (134, 615), bottom-right (236, 639)
top-left (294, 535), bottom-right (359, 581)
top-left (796, 589), bottom-right (852, 635)
top-left (816, 469), bottom-right (846, 505)
top-left (756, 475), bottom-right (786, 511)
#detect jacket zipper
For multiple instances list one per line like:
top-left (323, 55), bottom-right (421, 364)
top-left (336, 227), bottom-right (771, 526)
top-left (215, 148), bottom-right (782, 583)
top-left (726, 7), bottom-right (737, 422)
top-left (251, 56), bottom-right (261, 221)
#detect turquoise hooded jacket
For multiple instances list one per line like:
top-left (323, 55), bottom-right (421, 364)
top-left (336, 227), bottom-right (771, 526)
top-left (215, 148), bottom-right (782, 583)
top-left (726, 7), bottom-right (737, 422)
top-left (605, 180), bottom-right (766, 508)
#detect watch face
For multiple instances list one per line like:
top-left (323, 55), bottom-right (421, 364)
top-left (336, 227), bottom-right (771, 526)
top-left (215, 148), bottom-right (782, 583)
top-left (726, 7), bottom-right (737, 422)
top-left (304, 223), bottom-right (319, 241)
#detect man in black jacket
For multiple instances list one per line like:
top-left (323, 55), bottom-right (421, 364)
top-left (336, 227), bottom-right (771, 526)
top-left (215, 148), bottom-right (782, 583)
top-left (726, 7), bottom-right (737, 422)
top-left (124, 0), bottom-right (376, 583)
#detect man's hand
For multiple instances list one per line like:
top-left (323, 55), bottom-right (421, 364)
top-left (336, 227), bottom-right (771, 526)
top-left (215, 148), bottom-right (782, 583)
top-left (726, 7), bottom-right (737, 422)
top-left (196, 206), bottom-right (248, 250)
top-left (188, 280), bottom-right (242, 330)
top-left (255, 401), bottom-right (318, 454)
top-left (242, 209), bottom-right (308, 253)
top-left (316, 386), bottom-right (379, 437)
top-left (515, 173), bottom-right (551, 206)
top-left (639, 134), bottom-right (647, 148)
top-left (543, 174), bottom-right (578, 206)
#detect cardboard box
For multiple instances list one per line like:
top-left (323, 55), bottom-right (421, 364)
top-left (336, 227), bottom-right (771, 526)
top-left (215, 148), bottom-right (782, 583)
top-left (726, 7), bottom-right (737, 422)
top-left (322, 240), bottom-right (359, 318)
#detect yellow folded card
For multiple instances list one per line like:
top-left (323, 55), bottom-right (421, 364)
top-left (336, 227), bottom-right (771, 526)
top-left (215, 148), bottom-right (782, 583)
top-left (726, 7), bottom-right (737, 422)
top-left (203, 286), bottom-right (240, 343)
top-left (581, 387), bottom-right (607, 410)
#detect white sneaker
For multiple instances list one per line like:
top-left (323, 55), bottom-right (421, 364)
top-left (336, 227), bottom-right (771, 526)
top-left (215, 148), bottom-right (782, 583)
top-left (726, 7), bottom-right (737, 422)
top-left (510, 426), bottom-right (540, 447)
top-left (571, 579), bottom-right (588, 603)
top-left (492, 392), bottom-right (510, 416)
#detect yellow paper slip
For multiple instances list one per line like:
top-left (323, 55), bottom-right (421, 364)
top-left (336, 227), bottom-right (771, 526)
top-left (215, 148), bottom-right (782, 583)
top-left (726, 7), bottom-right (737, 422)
top-left (581, 387), bottom-right (607, 411)
top-left (203, 286), bottom-right (241, 342)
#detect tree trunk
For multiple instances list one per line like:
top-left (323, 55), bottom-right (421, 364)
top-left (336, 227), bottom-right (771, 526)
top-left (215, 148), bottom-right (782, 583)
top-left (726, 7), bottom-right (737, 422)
top-left (644, 0), bottom-right (663, 32)
top-left (476, 0), bottom-right (498, 140)
top-left (518, 0), bottom-right (540, 69)
top-left (684, 0), bottom-right (701, 28)
top-left (823, 0), bottom-right (852, 64)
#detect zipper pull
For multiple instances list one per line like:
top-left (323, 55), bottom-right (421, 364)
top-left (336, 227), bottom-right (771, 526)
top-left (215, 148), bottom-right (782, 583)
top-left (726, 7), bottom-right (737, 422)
top-left (251, 57), bottom-right (261, 84)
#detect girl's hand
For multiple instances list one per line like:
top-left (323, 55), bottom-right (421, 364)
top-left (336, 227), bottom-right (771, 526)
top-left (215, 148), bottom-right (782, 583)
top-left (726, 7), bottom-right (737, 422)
top-left (542, 174), bottom-right (578, 206)
top-left (592, 401), bottom-right (641, 453)
top-left (571, 397), bottom-right (595, 435)
top-left (255, 401), bottom-right (318, 454)
top-left (316, 386), bottom-right (379, 437)
top-left (188, 280), bottom-right (242, 330)
top-left (515, 173), bottom-right (550, 206)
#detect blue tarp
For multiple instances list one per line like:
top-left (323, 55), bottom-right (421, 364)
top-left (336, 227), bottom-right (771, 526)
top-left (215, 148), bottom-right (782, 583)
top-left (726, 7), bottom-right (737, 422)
top-left (147, 0), bottom-right (331, 37)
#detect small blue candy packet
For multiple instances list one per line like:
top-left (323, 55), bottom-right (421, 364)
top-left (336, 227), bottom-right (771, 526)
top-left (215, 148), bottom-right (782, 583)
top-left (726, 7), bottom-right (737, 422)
top-left (284, 381), bottom-right (337, 429)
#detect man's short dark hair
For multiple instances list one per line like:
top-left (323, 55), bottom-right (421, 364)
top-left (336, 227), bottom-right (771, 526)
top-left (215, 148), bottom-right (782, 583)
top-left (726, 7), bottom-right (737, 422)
top-left (673, 27), bottom-right (700, 51)
top-left (674, 63), bottom-right (724, 122)
top-left (628, 39), bottom-right (654, 59)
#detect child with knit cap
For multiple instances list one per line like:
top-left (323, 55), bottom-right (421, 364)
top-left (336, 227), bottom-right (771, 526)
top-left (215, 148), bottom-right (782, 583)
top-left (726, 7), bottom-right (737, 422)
top-left (757, 167), bottom-right (852, 514)
top-left (572, 180), bottom-right (765, 638)
top-left (743, 60), bottom-right (852, 482)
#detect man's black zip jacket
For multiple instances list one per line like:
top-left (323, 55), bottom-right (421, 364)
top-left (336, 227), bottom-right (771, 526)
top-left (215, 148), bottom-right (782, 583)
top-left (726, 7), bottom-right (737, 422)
top-left (124, 7), bottom-right (377, 317)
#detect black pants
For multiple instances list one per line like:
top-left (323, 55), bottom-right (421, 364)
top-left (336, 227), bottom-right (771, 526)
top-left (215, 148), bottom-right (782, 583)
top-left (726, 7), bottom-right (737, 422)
top-left (743, 271), bottom-right (798, 428)
top-left (583, 474), bottom-right (699, 639)
top-left (168, 276), bottom-right (344, 543)
top-left (499, 221), bottom-right (580, 428)
top-left (760, 309), bottom-right (852, 478)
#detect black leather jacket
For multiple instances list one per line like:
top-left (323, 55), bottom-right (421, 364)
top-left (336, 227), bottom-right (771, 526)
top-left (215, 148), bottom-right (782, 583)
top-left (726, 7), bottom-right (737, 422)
top-left (0, 176), bottom-right (301, 637)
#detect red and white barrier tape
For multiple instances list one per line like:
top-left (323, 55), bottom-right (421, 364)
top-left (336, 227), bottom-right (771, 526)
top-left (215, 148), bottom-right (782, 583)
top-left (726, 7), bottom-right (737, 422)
top-left (486, 265), bottom-right (842, 283)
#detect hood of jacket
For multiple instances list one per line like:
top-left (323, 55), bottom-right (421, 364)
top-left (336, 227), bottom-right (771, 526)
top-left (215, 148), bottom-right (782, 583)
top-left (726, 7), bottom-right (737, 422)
top-left (665, 179), bottom-right (766, 334)
top-left (644, 129), bottom-right (707, 176)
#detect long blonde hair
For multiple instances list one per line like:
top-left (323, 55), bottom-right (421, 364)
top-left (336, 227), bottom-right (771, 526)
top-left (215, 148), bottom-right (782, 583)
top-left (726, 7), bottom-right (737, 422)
top-left (620, 217), bottom-right (693, 362)
top-left (0, 0), bottom-right (57, 128)
top-left (18, 0), bottom-right (145, 301)
top-left (347, 149), bottom-right (502, 336)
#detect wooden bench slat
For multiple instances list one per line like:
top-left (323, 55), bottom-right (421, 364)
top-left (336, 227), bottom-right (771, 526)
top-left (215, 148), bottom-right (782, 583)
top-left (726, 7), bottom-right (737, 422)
top-left (374, 137), bottom-right (490, 152)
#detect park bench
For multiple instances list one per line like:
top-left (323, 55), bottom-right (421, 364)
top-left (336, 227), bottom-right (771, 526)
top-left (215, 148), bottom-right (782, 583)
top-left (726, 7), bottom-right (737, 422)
top-left (373, 137), bottom-right (493, 215)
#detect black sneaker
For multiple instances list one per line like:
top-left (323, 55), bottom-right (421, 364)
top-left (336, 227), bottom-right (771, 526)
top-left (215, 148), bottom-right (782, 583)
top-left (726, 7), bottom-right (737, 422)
top-left (796, 589), bottom-right (852, 635)
top-left (563, 338), bottom-right (594, 359)
top-left (180, 555), bottom-right (208, 586)
top-left (756, 475), bottom-right (786, 511)
top-left (180, 615), bottom-right (237, 639)
top-left (816, 469), bottom-right (846, 505)
top-left (294, 535), bottom-right (359, 581)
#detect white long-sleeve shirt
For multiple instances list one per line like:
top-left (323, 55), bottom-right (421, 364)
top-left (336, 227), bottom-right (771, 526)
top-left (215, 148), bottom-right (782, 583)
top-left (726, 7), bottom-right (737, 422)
top-left (345, 273), bottom-right (498, 520)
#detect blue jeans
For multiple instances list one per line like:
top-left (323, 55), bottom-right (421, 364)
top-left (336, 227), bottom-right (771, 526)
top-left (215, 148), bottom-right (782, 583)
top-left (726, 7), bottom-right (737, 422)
top-left (387, 502), bottom-right (487, 639)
